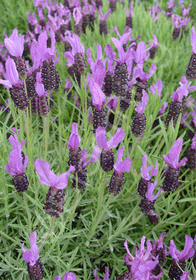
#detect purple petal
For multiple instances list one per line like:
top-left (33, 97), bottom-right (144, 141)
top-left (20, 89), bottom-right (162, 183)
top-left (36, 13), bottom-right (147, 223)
top-left (4, 28), bottom-right (24, 57)
top-left (179, 235), bottom-right (194, 261)
top-left (105, 44), bottom-right (116, 61)
top-left (95, 127), bottom-right (108, 149)
top-left (63, 272), bottom-right (77, 280)
top-left (89, 78), bottom-right (106, 110)
top-left (34, 159), bottom-right (56, 186)
top-left (163, 138), bottom-right (186, 169)
top-left (191, 26), bottom-right (196, 53)
top-left (54, 277), bottom-right (61, 280)
top-left (55, 165), bottom-right (75, 189)
top-left (114, 146), bottom-right (132, 173)
top-left (83, 146), bottom-right (101, 168)
top-left (107, 128), bottom-right (125, 149)
top-left (67, 123), bottom-right (81, 149)
top-left (81, 149), bottom-right (88, 165)
top-left (4, 57), bottom-right (19, 86)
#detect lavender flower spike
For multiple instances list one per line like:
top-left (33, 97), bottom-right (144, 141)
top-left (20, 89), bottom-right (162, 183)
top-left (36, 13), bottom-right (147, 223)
top-left (34, 159), bottom-right (75, 189)
top-left (4, 28), bottom-right (24, 57)
top-left (140, 154), bottom-right (158, 181)
top-left (96, 127), bottom-right (125, 151)
top-left (163, 138), bottom-right (187, 169)
top-left (21, 232), bottom-right (39, 266)
top-left (54, 272), bottom-right (77, 280)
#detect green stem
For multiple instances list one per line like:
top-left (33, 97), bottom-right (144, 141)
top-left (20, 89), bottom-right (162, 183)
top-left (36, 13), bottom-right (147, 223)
top-left (85, 174), bottom-right (111, 245)
top-left (40, 216), bottom-right (55, 251)
top-left (97, 202), bottom-right (142, 252)
top-left (43, 115), bottom-right (49, 161)
top-left (23, 192), bottom-right (31, 227)
top-left (0, 231), bottom-right (20, 245)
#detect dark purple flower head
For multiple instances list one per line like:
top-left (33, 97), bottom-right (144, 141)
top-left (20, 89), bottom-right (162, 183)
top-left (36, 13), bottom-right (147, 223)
top-left (81, 146), bottom-right (101, 168)
top-left (114, 146), bottom-right (132, 174)
top-left (0, 57), bottom-right (20, 88)
top-left (145, 179), bottom-right (162, 201)
top-left (54, 272), bottom-right (77, 280)
top-left (21, 232), bottom-right (39, 266)
top-left (191, 26), bottom-right (196, 54)
top-left (94, 267), bottom-right (109, 280)
top-left (140, 154), bottom-right (158, 181)
top-left (124, 237), bottom-right (163, 280)
top-left (88, 76), bottom-right (106, 110)
top-left (99, 6), bottom-right (111, 21)
top-left (159, 102), bottom-right (168, 115)
top-left (34, 159), bottom-right (75, 189)
top-left (163, 138), bottom-right (187, 169)
top-left (67, 123), bottom-right (81, 150)
top-left (181, 3), bottom-right (192, 17)
top-left (35, 72), bottom-right (47, 97)
top-left (4, 28), bottom-right (24, 57)
top-left (96, 127), bottom-right (125, 151)
top-left (150, 78), bottom-right (163, 97)
top-left (135, 90), bottom-right (149, 115)
top-left (169, 235), bottom-right (194, 262)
